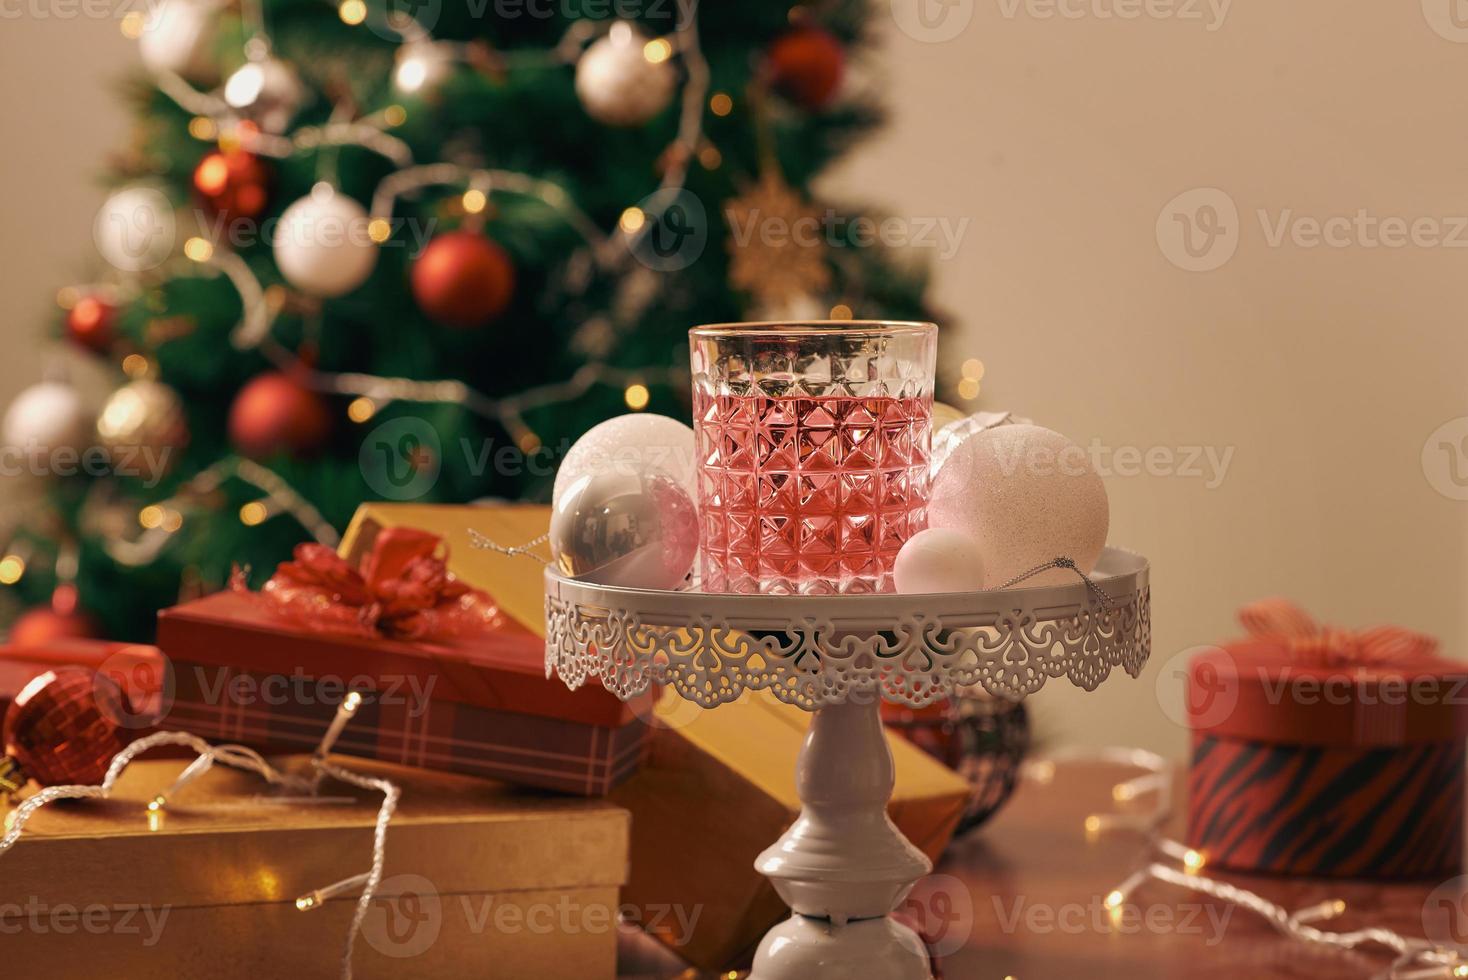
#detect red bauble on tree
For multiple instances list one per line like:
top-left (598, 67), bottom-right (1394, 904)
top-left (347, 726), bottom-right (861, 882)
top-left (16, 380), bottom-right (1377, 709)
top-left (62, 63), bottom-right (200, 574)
top-left (65, 294), bottom-right (117, 353)
top-left (228, 371), bottom-right (331, 459)
top-left (411, 230), bottom-right (516, 329)
top-left (192, 148), bottom-right (273, 223)
top-left (765, 25), bottom-right (845, 110)
top-left (2, 668), bottom-right (133, 788)
top-left (10, 602), bottom-right (99, 649)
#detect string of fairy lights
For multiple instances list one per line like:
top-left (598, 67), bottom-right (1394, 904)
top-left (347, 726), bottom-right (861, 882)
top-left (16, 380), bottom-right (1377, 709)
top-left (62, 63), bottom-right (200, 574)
top-left (1027, 750), bottom-right (1468, 979)
top-left (0, 694), bottom-right (397, 980)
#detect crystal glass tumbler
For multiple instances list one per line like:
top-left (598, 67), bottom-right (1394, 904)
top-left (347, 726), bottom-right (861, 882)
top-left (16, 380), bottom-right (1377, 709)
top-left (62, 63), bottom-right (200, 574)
top-left (690, 321), bottom-right (938, 594)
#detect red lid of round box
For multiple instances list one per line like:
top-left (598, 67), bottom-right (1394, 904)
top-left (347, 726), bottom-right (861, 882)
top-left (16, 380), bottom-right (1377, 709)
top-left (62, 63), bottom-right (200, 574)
top-left (1188, 640), bottom-right (1468, 748)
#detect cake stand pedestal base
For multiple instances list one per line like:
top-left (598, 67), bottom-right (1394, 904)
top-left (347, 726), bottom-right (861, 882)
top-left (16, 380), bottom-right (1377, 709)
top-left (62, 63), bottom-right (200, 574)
top-left (748, 698), bottom-right (934, 980)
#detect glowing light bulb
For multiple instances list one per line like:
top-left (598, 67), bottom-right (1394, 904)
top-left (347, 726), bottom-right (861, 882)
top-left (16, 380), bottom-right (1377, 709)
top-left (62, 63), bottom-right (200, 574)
top-left (624, 383), bottom-right (650, 411)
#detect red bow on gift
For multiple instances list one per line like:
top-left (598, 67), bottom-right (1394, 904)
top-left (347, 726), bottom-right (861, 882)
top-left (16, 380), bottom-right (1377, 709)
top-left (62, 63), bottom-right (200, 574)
top-left (1238, 598), bottom-right (1439, 667)
top-left (234, 527), bottom-right (503, 642)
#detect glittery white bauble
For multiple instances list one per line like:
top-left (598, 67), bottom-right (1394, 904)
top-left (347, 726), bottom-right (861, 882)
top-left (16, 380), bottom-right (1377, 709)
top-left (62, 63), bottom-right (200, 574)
top-left (930, 409), bottom-right (1033, 476)
top-left (3, 382), bottom-right (91, 462)
top-left (223, 57), bottom-right (304, 134)
top-left (575, 22), bottom-right (677, 126)
top-left (929, 424), bottom-right (1109, 589)
top-left (273, 185), bottom-right (378, 298)
top-left (393, 39), bottom-right (456, 96)
top-left (894, 528), bottom-right (986, 594)
top-left (550, 468), bottom-right (698, 590)
top-left (553, 414), bottom-right (697, 505)
top-left (93, 185), bottom-right (175, 273)
top-left (138, 0), bottom-right (221, 84)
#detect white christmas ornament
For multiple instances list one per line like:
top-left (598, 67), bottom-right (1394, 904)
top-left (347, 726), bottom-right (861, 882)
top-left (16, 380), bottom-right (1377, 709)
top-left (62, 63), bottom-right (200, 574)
top-left (550, 468), bottom-right (699, 590)
top-left (575, 21), bottom-right (678, 127)
top-left (929, 424), bottom-right (1109, 590)
top-left (3, 381), bottom-right (91, 464)
top-left (394, 39), bottom-right (456, 96)
top-left (273, 184), bottom-right (379, 298)
top-left (93, 185), bottom-right (175, 273)
top-left (223, 56), bottom-right (304, 134)
top-left (893, 528), bottom-right (986, 594)
top-left (138, 0), bottom-right (222, 84)
top-left (552, 413), bottom-right (697, 506)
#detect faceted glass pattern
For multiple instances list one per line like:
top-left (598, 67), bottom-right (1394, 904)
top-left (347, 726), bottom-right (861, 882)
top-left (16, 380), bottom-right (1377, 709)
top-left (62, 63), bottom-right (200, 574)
top-left (690, 322), bottom-right (937, 594)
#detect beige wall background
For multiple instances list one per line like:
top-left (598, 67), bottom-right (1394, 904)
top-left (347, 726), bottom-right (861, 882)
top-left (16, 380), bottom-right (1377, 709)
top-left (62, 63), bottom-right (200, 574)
top-left (3, 3), bottom-right (1467, 757)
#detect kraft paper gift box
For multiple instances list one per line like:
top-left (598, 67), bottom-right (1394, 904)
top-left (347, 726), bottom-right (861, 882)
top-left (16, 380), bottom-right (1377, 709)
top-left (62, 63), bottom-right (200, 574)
top-left (612, 688), bottom-right (972, 969)
top-left (3, 755), bottom-right (630, 979)
top-left (154, 504), bottom-right (653, 796)
top-left (340, 504), bottom-right (974, 970)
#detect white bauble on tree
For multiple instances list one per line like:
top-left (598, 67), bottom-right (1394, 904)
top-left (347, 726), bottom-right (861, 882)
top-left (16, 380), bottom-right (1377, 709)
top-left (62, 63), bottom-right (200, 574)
top-left (575, 21), bottom-right (678, 126)
top-left (223, 56), bottom-right (304, 134)
top-left (138, 0), bottom-right (222, 84)
top-left (3, 381), bottom-right (91, 472)
top-left (552, 413), bottom-right (697, 504)
top-left (893, 528), bottom-right (986, 594)
top-left (929, 424), bottom-right (1109, 590)
top-left (273, 184), bottom-right (378, 298)
top-left (93, 185), bottom-right (175, 273)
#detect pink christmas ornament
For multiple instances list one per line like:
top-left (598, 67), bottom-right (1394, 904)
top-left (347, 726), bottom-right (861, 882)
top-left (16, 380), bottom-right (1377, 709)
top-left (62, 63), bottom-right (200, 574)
top-left (929, 424), bottom-right (1109, 589)
top-left (893, 528), bottom-right (986, 594)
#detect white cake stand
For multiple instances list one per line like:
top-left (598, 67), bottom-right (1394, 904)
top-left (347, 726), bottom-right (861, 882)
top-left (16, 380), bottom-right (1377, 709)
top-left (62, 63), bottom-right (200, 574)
top-left (543, 547), bottom-right (1150, 979)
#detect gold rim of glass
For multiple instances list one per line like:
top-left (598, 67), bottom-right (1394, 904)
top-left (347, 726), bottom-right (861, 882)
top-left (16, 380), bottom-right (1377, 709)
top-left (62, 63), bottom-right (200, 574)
top-left (689, 320), bottom-right (937, 339)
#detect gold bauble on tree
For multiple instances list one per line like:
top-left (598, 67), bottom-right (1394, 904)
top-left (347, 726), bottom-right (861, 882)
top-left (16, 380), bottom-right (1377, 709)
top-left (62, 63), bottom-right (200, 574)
top-left (96, 378), bottom-right (189, 476)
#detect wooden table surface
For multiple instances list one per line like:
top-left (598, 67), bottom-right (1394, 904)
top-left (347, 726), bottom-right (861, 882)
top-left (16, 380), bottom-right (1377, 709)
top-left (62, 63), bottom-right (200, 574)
top-left (619, 761), bottom-right (1443, 979)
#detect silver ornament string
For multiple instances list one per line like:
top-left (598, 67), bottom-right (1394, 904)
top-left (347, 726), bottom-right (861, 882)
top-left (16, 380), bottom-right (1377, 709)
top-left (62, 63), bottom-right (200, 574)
top-left (467, 528), bottom-right (552, 565)
top-left (1027, 752), bottom-right (1468, 979)
top-left (998, 556), bottom-right (1117, 608)
top-left (0, 695), bottom-right (397, 980)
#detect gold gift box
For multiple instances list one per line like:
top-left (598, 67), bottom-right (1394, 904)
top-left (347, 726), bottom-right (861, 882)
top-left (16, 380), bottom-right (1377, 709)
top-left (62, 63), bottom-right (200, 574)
top-left (4, 756), bottom-right (630, 979)
top-left (342, 503), bottom-right (973, 970)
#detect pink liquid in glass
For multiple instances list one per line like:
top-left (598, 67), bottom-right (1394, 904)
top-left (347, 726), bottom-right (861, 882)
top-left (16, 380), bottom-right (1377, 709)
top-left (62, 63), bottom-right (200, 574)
top-left (694, 391), bottom-right (932, 594)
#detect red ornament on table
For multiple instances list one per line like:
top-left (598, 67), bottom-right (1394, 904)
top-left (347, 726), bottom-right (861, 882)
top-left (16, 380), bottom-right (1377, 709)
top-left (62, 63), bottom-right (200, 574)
top-left (765, 25), bottom-right (845, 110)
top-left (228, 371), bottom-right (331, 459)
top-left (64, 294), bottom-right (117, 353)
top-left (192, 148), bottom-right (273, 223)
top-left (1, 667), bottom-right (132, 790)
top-left (411, 230), bottom-right (515, 329)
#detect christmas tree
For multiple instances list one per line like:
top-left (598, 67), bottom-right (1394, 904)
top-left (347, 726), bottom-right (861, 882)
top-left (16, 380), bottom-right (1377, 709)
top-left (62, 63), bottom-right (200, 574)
top-left (2, 0), bottom-right (935, 642)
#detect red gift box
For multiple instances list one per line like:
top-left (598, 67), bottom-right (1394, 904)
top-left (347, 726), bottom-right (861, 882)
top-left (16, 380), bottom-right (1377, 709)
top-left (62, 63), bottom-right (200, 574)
top-left (1186, 598), bottom-right (1468, 879)
top-left (154, 527), bottom-right (653, 796)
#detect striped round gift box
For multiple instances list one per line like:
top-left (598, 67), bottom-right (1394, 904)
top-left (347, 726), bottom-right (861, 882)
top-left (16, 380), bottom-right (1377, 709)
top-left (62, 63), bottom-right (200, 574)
top-left (1186, 601), bottom-right (1468, 880)
top-left (1188, 733), bottom-right (1464, 878)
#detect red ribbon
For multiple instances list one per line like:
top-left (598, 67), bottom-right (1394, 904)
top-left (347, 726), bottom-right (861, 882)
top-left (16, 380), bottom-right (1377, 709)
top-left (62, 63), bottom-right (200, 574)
top-left (1238, 598), bottom-right (1439, 668)
top-left (234, 527), bottom-right (503, 642)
